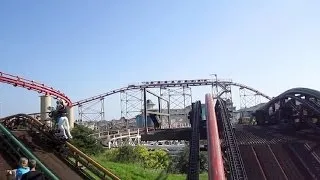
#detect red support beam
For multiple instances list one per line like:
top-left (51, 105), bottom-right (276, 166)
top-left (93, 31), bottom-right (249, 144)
top-left (0, 72), bottom-right (72, 106)
top-left (205, 94), bottom-right (225, 180)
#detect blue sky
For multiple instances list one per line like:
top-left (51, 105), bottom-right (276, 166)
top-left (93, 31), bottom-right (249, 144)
top-left (1, 1), bottom-right (320, 119)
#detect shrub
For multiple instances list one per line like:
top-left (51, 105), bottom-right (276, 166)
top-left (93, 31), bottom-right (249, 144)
top-left (167, 146), bottom-right (208, 174)
top-left (103, 145), bottom-right (170, 170)
top-left (70, 125), bottom-right (104, 155)
top-left (114, 145), bottom-right (138, 163)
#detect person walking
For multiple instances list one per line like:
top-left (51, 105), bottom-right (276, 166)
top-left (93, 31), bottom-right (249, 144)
top-left (55, 99), bottom-right (72, 140)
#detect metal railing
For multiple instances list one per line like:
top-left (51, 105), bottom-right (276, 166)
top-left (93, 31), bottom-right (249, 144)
top-left (205, 94), bottom-right (226, 180)
top-left (0, 123), bottom-right (59, 180)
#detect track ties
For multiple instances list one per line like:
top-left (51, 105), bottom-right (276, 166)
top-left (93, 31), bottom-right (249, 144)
top-left (238, 145), bottom-right (265, 180)
top-left (287, 144), bottom-right (317, 179)
top-left (253, 145), bottom-right (289, 180)
top-left (251, 146), bottom-right (267, 180)
top-left (267, 145), bottom-right (289, 180)
top-left (304, 143), bottom-right (320, 178)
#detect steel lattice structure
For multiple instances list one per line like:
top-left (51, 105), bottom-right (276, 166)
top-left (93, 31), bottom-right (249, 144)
top-left (120, 89), bottom-right (143, 119)
top-left (78, 98), bottom-right (105, 122)
top-left (0, 72), bottom-right (272, 124)
top-left (160, 86), bottom-right (192, 127)
top-left (72, 79), bottom-right (271, 123)
top-left (239, 87), bottom-right (262, 109)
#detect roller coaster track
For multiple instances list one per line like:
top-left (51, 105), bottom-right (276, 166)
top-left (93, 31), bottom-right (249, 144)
top-left (0, 114), bottom-right (120, 180)
top-left (0, 72), bottom-right (72, 106)
top-left (216, 98), bottom-right (247, 180)
top-left (187, 101), bottom-right (201, 180)
top-left (260, 88), bottom-right (320, 111)
top-left (256, 88), bottom-right (320, 132)
top-left (73, 79), bottom-right (271, 106)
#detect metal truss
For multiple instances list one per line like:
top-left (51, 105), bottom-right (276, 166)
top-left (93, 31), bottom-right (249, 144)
top-left (73, 79), bottom-right (271, 106)
top-left (78, 98), bottom-right (105, 122)
top-left (120, 89), bottom-right (143, 119)
top-left (239, 87), bottom-right (261, 109)
top-left (160, 86), bottom-right (192, 127)
top-left (216, 82), bottom-right (233, 109)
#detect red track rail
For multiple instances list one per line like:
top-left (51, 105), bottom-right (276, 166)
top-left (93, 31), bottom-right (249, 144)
top-left (0, 72), bottom-right (72, 106)
top-left (205, 94), bottom-right (225, 180)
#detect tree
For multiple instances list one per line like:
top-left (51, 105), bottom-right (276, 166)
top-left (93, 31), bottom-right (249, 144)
top-left (70, 125), bottom-right (103, 155)
top-left (167, 146), bottom-right (208, 174)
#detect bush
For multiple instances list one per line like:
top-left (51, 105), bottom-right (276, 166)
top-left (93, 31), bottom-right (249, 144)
top-left (167, 146), bottom-right (208, 174)
top-left (103, 145), bottom-right (170, 170)
top-left (114, 145), bottom-right (138, 163)
top-left (104, 148), bottom-right (119, 161)
top-left (70, 125), bottom-right (104, 155)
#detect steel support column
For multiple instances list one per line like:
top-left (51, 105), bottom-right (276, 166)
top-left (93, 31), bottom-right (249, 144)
top-left (120, 89), bottom-right (143, 119)
top-left (143, 88), bottom-right (148, 134)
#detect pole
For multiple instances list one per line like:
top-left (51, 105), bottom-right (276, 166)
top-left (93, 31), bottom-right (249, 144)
top-left (215, 74), bottom-right (218, 97)
top-left (168, 95), bottom-right (171, 128)
top-left (143, 88), bottom-right (148, 134)
top-left (158, 97), bottom-right (161, 128)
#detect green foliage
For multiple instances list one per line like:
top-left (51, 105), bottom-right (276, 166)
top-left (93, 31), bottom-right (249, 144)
top-left (114, 145), bottom-right (139, 163)
top-left (103, 148), bottom-right (119, 161)
top-left (143, 149), bottom-right (170, 169)
top-left (92, 155), bottom-right (209, 180)
top-left (103, 145), bottom-right (170, 170)
top-left (167, 146), bottom-right (208, 174)
top-left (70, 125), bottom-right (103, 155)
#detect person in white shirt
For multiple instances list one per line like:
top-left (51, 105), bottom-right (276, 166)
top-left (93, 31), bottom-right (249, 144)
top-left (55, 100), bottom-right (72, 140)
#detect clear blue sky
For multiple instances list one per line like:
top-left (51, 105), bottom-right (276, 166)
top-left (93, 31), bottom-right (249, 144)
top-left (0, 1), bottom-right (320, 119)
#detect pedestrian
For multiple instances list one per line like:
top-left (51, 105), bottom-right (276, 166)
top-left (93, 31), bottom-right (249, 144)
top-left (55, 100), bottom-right (73, 140)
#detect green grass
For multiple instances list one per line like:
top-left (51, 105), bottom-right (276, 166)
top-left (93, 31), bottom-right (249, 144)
top-left (91, 155), bottom-right (208, 180)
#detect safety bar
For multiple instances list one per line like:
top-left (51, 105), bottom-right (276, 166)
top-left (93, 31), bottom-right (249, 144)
top-left (205, 94), bottom-right (226, 180)
top-left (0, 123), bottom-right (59, 180)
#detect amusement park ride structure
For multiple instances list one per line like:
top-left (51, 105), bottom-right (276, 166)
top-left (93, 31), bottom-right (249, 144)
top-left (74, 79), bottom-right (272, 125)
top-left (2, 71), bottom-right (320, 180)
top-left (0, 71), bottom-right (271, 129)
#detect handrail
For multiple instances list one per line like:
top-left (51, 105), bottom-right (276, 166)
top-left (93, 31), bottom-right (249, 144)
top-left (0, 114), bottom-right (121, 180)
top-left (205, 94), bottom-right (226, 180)
top-left (66, 142), bottom-right (120, 180)
top-left (216, 98), bottom-right (247, 180)
top-left (0, 123), bottom-right (59, 180)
